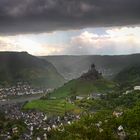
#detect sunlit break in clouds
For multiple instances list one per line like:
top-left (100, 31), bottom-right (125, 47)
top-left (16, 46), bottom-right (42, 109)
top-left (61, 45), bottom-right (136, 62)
top-left (0, 0), bottom-right (140, 55)
top-left (0, 27), bottom-right (140, 55)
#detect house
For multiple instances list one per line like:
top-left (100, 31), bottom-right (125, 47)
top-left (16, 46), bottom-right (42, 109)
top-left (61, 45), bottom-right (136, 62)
top-left (76, 96), bottom-right (84, 100)
top-left (117, 125), bottom-right (126, 140)
top-left (89, 93), bottom-right (101, 100)
top-left (134, 86), bottom-right (140, 90)
top-left (123, 90), bottom-right (132, 95)
top-left (113, 111), bottom-right (123, 117)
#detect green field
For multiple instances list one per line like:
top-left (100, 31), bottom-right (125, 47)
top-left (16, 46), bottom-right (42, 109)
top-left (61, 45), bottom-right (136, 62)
top-left (23, 99), bottom-right (81, 116)
top-left (51, 79), bottom-right (115, 99)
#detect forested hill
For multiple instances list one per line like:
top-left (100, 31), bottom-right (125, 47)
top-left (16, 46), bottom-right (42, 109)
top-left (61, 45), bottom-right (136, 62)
top-left (0, 52), bottom-right (65, 88)
top-left (114, 64), bottom-right (140, 89)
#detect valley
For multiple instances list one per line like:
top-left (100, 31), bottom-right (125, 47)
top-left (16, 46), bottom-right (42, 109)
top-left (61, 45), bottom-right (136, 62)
top-left (0, 53), bottom-right (140, 140)
top-left (0, 0), bottom-right (139, 139)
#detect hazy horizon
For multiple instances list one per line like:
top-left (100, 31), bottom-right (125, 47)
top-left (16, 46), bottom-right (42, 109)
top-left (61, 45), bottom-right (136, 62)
top-left (1, 50), bottom-right (140, 57)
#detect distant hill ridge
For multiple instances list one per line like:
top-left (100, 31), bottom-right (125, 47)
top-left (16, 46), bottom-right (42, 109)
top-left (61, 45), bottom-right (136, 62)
top-left (0, 51), bottom-right (65, 87)
top-left (41, 54), bottom-right (140, 80)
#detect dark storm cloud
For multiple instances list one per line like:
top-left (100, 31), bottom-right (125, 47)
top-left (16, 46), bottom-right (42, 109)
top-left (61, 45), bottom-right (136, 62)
top-left (0, 0), bottom-right (140, 34)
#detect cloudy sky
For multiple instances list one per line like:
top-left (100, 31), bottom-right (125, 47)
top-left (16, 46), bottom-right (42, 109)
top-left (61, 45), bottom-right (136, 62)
top-left (0, 0), bottom-right (140, 56)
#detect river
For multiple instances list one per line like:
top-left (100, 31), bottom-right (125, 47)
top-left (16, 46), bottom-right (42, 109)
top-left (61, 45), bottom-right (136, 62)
top-left (0, 94), bottom-right (44, 105)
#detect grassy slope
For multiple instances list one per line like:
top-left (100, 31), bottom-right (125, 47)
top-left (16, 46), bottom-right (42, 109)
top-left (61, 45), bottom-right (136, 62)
top-left (23, 78), bottom-right (114, 115)
top-left (24, 99), bottom-right (81, 116)
top-left (51, 78), bottom-right (115, 98)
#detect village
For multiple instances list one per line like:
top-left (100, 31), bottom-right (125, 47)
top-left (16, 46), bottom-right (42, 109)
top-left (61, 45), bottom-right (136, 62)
top-left (0, 82), bottom-right (51, 101)
top-left (0, 84), bottom-right (140, 140)
top-left (0, 102), bottom-right (81, 140)
top-left (0, 99), bottom-right (128, 140)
